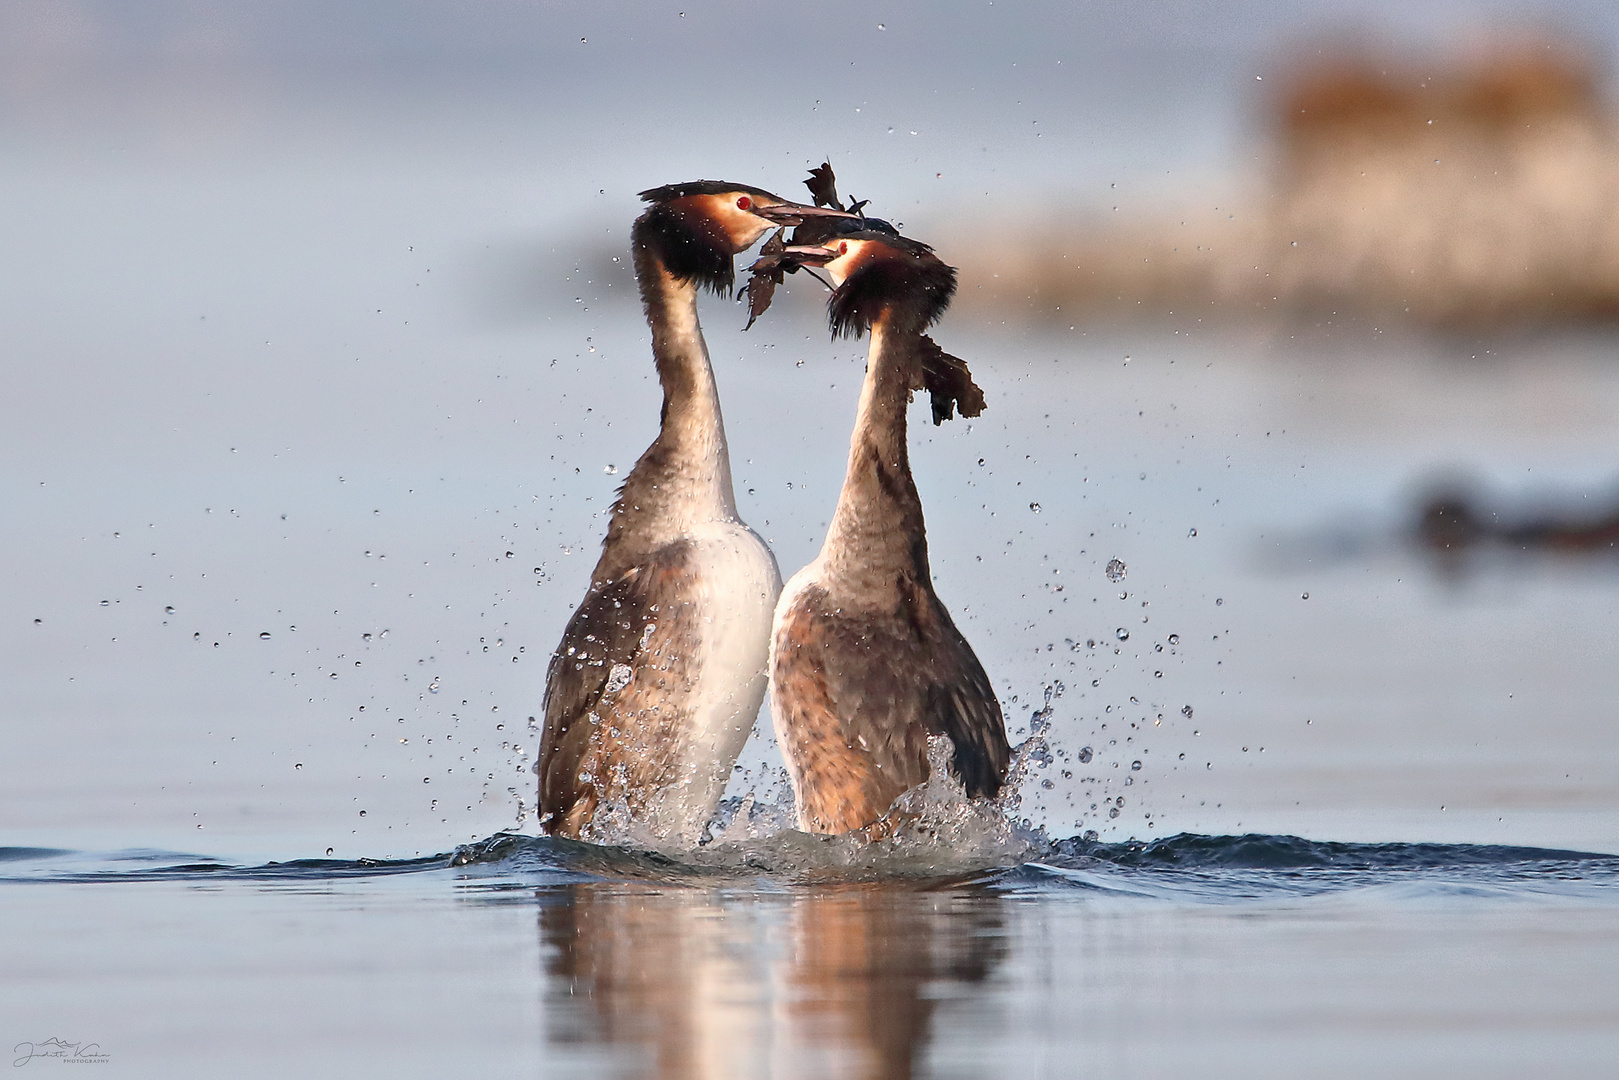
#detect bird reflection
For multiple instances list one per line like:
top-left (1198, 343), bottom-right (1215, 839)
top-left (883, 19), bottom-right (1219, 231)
top-left (538, 878), bottom-right (1007, 1079)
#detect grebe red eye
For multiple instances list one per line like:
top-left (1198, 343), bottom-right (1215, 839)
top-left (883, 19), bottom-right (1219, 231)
top-left (838, 241), bottom-right (848, 255)
top-left (736, 195), bottom-right (752, 210)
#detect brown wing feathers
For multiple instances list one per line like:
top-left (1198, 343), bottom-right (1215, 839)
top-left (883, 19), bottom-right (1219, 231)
top-left (775, 580), bottom-right (1010, 833)
top-left (538, 542), bottom-right (701, 834)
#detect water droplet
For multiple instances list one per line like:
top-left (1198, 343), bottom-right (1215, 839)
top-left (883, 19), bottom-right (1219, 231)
top-left (1114, 628), bottom-right (1129, 641)
top-left (1083, 830), bottom-right (1099, 842)
top-left (294, 763), bottom-right (303, 770)
top-left (362, 633), bottom-right (372, 642)
top-left (1301, 592), bottom-right (1310, 600)
top-left (1187, 527), bottom-right (1198, 537)
top-left (1215, 598), bottom-right (1223, 606)
top-left (1029, 502), bottom-right (1041, 513)
top-left (259, 631), bottom-right (271, 640)
top-left (604, 663), bottom-right (633, 695)
top-left (422, 777), bottom-right (430, 784)
top-left (428, 678), bottom-right (440, 693)
top-left (604, 464), bottom-right (618, 475)
top-left (1131, 760), bottom-right (1142, 771)
top-left (326, 847), bottom-right (334, 856)
top-left (164, 605), bottom-right (175, 614)
top-left (358, 810), bottom-right (366, 817)
top-left (1077, 746), bottom-right (1093, 764)
top-left (1108, 806), bottom-right (1121, 818)
top-left (1104, 558), bottom-right (1126, 583)
top-left (1168, 634), bottom-right (1180, 645)
top-left (99, 600), bottom-right (110, 607)
top-left (1182, 705), bottom-right (1194, 719)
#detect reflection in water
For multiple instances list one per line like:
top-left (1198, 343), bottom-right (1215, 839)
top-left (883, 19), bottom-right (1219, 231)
top-left (539, 880), bottom-right (1008, 1079)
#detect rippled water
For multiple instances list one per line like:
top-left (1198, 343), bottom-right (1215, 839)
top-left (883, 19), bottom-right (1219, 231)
top-left (9, 829), bottom-right (1619, 897)
top-left (6, 833), bottom-right (1618, 1078)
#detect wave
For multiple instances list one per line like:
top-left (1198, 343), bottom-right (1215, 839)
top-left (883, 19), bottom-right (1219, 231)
top-left (5, 832), bottom-right (1617, 904)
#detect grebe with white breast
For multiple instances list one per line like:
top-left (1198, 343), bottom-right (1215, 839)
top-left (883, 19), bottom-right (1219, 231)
top-left (536, 182), bottom-right (852, 844)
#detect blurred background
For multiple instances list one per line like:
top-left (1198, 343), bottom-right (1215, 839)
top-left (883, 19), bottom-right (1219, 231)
top-left (4, 0), bottom-right (1619, 859)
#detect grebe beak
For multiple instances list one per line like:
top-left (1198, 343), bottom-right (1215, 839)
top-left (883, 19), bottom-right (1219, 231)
top-left (754, 202), bottom-right (861, 226)
top-left (778, 244), bottom-right (838, 266)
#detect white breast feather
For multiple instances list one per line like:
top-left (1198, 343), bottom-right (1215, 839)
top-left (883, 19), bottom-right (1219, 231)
top-left (643, 520), bottom-right (781, 842)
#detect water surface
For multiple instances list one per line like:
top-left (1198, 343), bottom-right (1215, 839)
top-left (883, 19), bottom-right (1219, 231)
top-left (5, 834), bottom-right (1617, 1078)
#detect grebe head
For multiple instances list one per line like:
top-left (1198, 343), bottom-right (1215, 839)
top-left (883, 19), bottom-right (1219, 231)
top-left (636, 181), bottom-right (856, 296)
top-left (811, 231), bottom-right (958, 338)
top-left (762, 229), bottom-right (983, 423)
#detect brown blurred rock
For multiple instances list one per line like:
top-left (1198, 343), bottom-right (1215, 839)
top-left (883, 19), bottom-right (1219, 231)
top-left (961, 37), bottom-right (1619, 329)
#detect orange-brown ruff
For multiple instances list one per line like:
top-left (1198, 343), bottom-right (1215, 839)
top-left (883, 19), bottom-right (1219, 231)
top-left (537, 183), bottom-right (848, 845)
top-left (770, 233), bottom-right (1011, 835)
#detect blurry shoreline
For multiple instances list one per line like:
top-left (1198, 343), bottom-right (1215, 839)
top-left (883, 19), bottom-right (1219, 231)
top-left (956, 38), bottom-right (1619, 331)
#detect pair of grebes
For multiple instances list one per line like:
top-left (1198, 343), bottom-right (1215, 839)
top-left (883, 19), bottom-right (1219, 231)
top-left (536, 166), bottom-right (1010, 846)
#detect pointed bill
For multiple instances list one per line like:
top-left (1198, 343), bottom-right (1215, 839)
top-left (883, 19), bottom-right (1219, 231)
top-left (752, 201), bottom-right (862, 225)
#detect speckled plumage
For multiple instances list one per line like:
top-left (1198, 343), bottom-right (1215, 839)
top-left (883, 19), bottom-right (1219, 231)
top-left (538, 542), bottom-right (703, 836)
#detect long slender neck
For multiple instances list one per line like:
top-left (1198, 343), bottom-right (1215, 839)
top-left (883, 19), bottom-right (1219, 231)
top-left (598, 234), bottom-right (738, 570)
top-left (819, 319), bottom-right (930, 589)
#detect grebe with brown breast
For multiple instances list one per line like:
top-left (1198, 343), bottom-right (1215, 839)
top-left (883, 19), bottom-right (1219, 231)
top-left (766, 229), bottom-right (1011, 836)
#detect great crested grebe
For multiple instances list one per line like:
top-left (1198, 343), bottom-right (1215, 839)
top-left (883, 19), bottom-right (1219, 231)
top-left (537, 181), bottom-right (852, 844)
top-left (768, 230), bottom-right (1011, 836)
